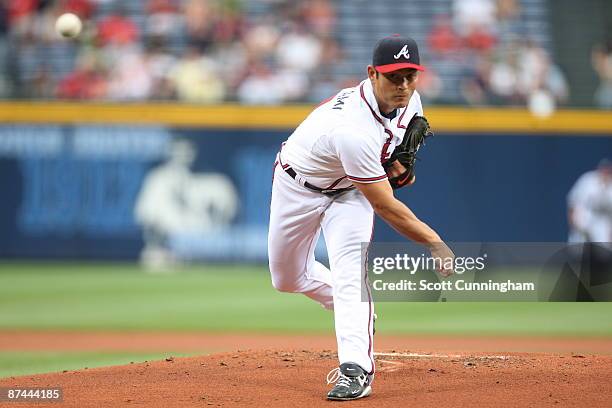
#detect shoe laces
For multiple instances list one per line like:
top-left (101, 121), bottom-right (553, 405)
top-left (326, 367), bottom-right (352, 388)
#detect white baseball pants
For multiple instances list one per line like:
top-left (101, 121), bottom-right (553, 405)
top-left (268, 163), bottom-right (375, 374)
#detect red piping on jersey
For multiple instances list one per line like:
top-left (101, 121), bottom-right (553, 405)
top-left (347, 174), bottom-right (388, 182)
top-left (396, 106), bottom-right (409, 129)
top-left (278, 141), bottom-right (353, 192)
top-left (359, 83), bottom-right (394, 164)
top-left (277, 142), bottom-right (290, 169)
top-left (326, 176), bottom-right (348, 189)
top-left (317, 94), bottom-right (335, 108)
top-left (272, 160), bottom-right (278, 182)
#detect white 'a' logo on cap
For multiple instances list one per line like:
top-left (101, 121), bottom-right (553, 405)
top-left (393, 44), bottom-right (410, 60)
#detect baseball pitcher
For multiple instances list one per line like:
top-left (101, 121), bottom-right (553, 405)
top-left (268, 35), bottom-right (454, 401)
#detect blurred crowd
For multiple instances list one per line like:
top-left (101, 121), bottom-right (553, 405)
top-left (0, 0), bottom-right (608, 108)
top-left (426, 0), bottom-right (569, 111)
top-left (0, 0), bottom-right (341, 104)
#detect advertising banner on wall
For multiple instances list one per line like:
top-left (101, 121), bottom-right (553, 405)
top-left (0, 124), bottom-right (290, 263)
top-left (0, 124), bottom-right (610, 263)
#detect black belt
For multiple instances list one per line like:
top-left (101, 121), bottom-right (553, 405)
top-left (284, 167), bottom-right (354, 197)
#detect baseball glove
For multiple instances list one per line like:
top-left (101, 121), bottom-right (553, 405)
top-left (383, 114), bottom-right (433, 189)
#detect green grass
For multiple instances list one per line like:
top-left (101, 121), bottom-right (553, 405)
top-left (0, 351), bottom-right (192, 378)
top-left (0, 262), bottom-right (611, 378)
top-left (0, 262), bottom-right (611, 336)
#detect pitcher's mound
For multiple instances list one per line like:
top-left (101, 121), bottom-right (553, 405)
top-left (2, 349), bottom-right (611, 407)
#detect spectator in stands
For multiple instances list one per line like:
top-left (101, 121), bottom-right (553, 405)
top-left (300, 0), bottom-right (335, 37)
top-left (496, 0), bottom-right (520, 20)
top-left (106, 46), bottom-right (153, 100)
top-left (460, 58), bottom-right (494, 105)
top-left (182, 0), bottom-right (244, 52)
top-left (592, 40), bottom-right (612, 109)
top-left (517, 41), bottom-right (568, 102)
top-left (242, 18), bottom-right (279, 63)
top-left (60, 0), bottom-right (95, 19)
top-left (317, 34), bottom-right (342, 70)
top-left (453, 0), bottom-right (496, 34)
top-left (274, 18), bottom-right (325, 102)
top-left (6, 0), bottom-right (38, 25)
top-left (495, 0), bottom-right (521, 40)
top-left (428, 14), bottom-right (460, 55)
top-left (56, 50), bottom-right (107, 99)
top-left (5, 0), bottom-right (38, 41)
top-left (96, 4), bottom-right (138, 45)
top-left (183, 0), bottom-right (213, 50)
top-left (145, 0), bottom-right (182, 42)
top-left (167, 46), bottom-right (225, 103)
top-left (463, 21), bottom-right (496, 52)
top-left (210, 36), bottom-right (248, 100)
top-left (517, 39), bottom-right (568, 113)
top-left (210, 0), bottom-right (245, 45)
top-left (488, 47), bottom-right (519, 104)
top-left (145, 38), bottom-right (177, 100)
top-left (237, 61), bottom-right (284, 105)
top-left (275, 20), bottom-right (322, 73)
top-left (453, 0), bottom-right (497, 51)
top-left (485, 39), bottom-right (568, 108)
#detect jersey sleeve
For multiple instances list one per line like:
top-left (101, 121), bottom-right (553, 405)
top-left (334, 126), bottom-right (388, 184)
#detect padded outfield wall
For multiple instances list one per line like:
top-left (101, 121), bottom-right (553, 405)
top-left (0, 103), bottom-right (610, 260)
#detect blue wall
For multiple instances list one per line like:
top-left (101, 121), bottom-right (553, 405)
top-left (388, 133), bottom-right (612, 242)
top-left (0, 124), bottom-right (610, 260)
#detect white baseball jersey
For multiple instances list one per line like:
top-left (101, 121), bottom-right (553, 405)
top-left (567, 170), bottom-right (612, 242)
top-left (269, 78), bottom-right (424, 376)
top-left (280, 79), bottom-right (423, 190)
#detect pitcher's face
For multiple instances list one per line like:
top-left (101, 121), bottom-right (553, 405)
top-left (369, 67), bottom-right (418, 113)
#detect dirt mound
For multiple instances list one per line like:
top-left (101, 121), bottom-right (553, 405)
top-left (2, 349), bottom-right (611, 407)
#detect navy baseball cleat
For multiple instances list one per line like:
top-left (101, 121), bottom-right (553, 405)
top-left (326, 362), bottom-right (373, 401)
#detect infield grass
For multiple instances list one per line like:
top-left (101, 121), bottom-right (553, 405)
top-left (1, 262), bottom-right (611, 336)
top-left (0, 351), bottom-right (192, 378)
